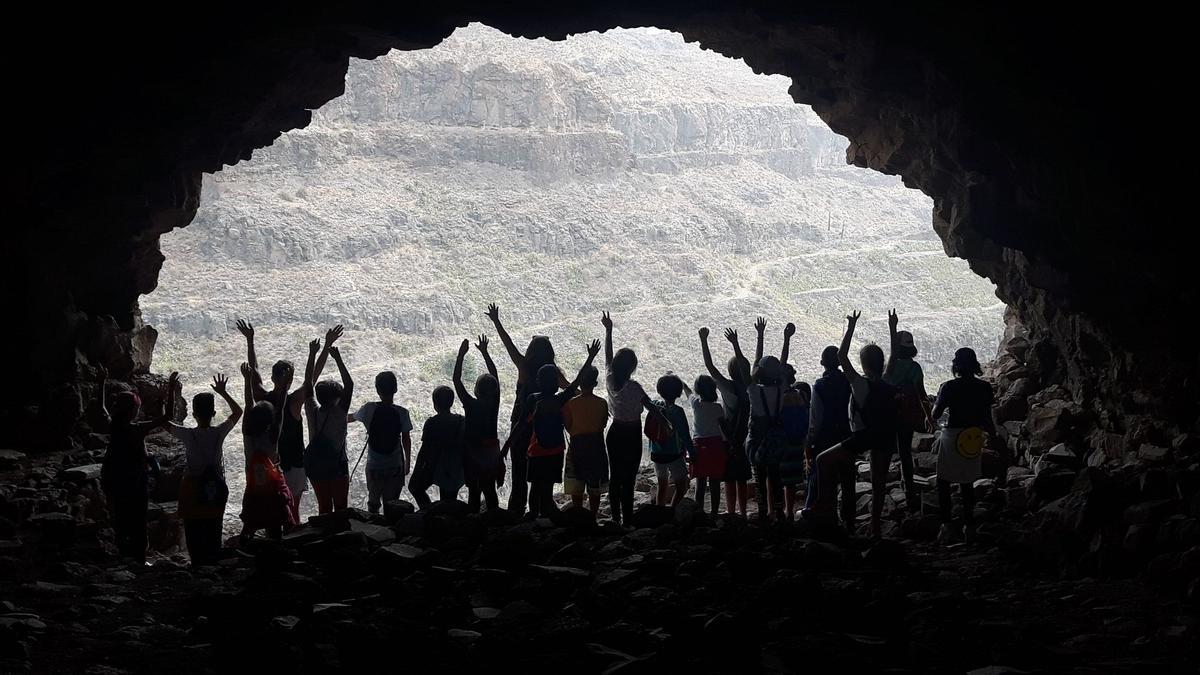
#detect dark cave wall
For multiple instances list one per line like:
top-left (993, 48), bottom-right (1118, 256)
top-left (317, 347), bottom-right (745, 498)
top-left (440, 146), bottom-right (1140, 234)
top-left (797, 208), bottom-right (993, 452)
top-left (4, 2), bottom-right (1194, 448)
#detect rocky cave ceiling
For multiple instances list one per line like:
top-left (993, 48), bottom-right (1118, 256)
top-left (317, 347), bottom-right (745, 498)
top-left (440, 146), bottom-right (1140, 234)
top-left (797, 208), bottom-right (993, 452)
top-left (3, 2), bottom-right (1194, 445)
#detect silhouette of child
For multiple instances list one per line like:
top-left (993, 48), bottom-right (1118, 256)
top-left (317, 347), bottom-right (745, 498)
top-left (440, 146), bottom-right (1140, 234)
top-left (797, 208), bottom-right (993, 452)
top-left (238, 362), bottom-right (295, 542)
top-left (454, 336), bottom-right (502, 513)
top-left (650, 374), bottom-right (693, 508)
top-left (304, 335), bottom-right (354, 514)
top-left (349, 371), bottom-right (413, 515)
top-left (562, 364), bottom-right (610, 513)
top-left (686, 374), bottom-right (729, 516)
top-left (409, 386), bottom-right (465, 509)
top-left (170, 373), bottom-right (241, 564)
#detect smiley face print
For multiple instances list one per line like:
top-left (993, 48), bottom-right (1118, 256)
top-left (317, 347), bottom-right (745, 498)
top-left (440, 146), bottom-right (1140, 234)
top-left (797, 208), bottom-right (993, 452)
top-left (956, 427), bottom-right (985, 459)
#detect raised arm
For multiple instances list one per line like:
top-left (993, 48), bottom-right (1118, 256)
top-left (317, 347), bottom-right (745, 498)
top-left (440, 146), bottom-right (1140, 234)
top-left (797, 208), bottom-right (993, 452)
top-left (453, 339), bottom-right (472, 404)
top-left (236, 319), bottom-right (269, 400)
top-left (312, 324), bottom-right (343, 384)
top-left (477, 334), bottom-right (499, 381)
top-left (239, 362), bottom-right (256, 412)
top-left (838, 311), bottom-right (862, 381)
top-left (486, 304), bottom-right (525, 370)
top-left (781, 322), bottom-right (795, 366)
top-left (329, 345), bottom-right (353, 411)
top-left (724, 328), bottom-right (746, 365)
top-left (884, 308), bottom-right (899, 379)
top-left (754, 317), bottom-right (767, 366)
top-left (211, 373), bottom-right (243, 428)
top-left (601, 311), bottom-right (614, 368)
top-left (699, 327), bottom-right (732, 387)
top-left (565, 339), bottom-right (602, 393)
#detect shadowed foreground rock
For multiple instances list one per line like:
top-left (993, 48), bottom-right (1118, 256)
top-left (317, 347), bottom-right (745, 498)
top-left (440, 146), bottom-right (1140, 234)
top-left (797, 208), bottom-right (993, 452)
top-left (2, 441), bottom-right (1197, 672)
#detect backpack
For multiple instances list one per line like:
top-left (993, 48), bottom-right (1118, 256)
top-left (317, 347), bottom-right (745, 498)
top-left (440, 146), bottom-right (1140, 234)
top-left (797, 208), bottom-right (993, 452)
top-left (303, 411), bottom-right (343, 480)
top-left (367, 404), bottom-right (404, 456)
top-left (751, 387), bottom-right (786, 465)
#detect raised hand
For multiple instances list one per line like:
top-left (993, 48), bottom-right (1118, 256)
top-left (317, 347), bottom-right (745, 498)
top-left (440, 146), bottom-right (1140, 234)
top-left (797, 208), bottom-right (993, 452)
top-left (755, 317), bottom-right (767, 334)
top-left (211, 373), bottom-right (229, 394)
top-left (325, 324), bottom-right (344, 346)
top-left (698, 326), bottom-right (710, 341)
top-left (601, 311), bottom-right (613, 331)
top-left (458, 339), bottom-right (470, 358)
top-left (586, 339), bottom-right (602, 360)
top-left (94, 364), bottom-right (108, 382)
top-left (240, 362), bottom-right (255, 379)
top-left (486, 303), bottom-right (500, 323)
top-left (846, 310), bottom-right (861, 327)
top-left (888, 308), bottom-right (898, 331)
top-left (784, 322), bottom-right (796, 338)
top-left (328, 346), bottom-right (343, 362)
top-left (724, 327), bottom-right (739, 345)
top-left (309, 338), bottom-right (322, 355)
top-left (235, 319), bottom-right (254, 340)
top-left (476, 334), bottom-right (489, 353)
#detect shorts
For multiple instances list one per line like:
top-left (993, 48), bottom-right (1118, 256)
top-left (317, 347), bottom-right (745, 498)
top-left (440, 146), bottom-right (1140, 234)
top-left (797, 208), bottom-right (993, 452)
top-left (653, 455), bottom-right (688, 482)
top-left (564, 447), bottom-right (607, 496)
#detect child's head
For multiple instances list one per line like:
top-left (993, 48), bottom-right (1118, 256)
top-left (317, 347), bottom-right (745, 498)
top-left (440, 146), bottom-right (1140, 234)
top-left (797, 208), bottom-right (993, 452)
top-left (525, 336), bottom-right (556, 373)
top-left (191, 392), bottom-right (215, 424)
top-left (726, 356), bottom-right (750, 385)
top-left (612, 348), bottom-right (638, 382)
top-left (754, 356), bottom-right (783, 386)
top-left (951, 347), bottom-right (982, 378)
top-left (475, 372), bottom-right (500, 402)
top-left (245, 400), bottom-right (275, 437)
top-left (314, 380), bottom-right (344, 408)
top-left (375, 371), bottom-right (398, 400)
top-left (859, 344), bottom-right (885, 378)
top-left (578, 365), bottom-right (599, 392)
top-left (431, 385), bottom-right (455, 413)
top-left (110, 390), bottom-right (142, 423)
top-left (536, 364), bottom-right (559, 396)
top-left (783, 364), bottom-right (797, 386)
top-left (820, 345), bottom-right (840, 370)
top-left (796, 381), bottom-right (812, 406)
top-left (694, 375), bottom-right (718, 402)
top-left (271, 360), bottom-right (295, 388)
top-left (656, 374), bottom-right (684, 403)
top-left (894, 331), bottom-right (918, 359)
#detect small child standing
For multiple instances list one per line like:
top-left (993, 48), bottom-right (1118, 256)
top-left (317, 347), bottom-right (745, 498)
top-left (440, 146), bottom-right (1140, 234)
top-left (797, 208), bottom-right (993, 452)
top-left (239, 362), bottom-right (295, 542)
top-left (349, 371), bottom-right (413, 515)
top-left (650, 374), bottom-right (694, 508)
top-left (562, 365), bottom-right (610, 513)
top-left (100, 369), bottom-right (179, 563)
top-left (686, 375), bottom-right (728, 516)
top-left (171, 374), bottom-right (242, 565)
top-left (409, 386), bottom-right (465, 509)
top-left (777, 369), bottom-right (811, 522)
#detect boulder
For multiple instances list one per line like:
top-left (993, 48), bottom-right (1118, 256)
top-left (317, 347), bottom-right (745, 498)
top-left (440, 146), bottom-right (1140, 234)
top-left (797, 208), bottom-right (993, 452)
top-left (629, 505), bottom-right (672, 529)
top-left (803, 541), bottom-right (844, 569)
top-left (349, 520), bottom-right (396, 544)
top-left (382, 499), bottom-right (416, 522)
top-left (0, 449), bottom-right (27, 469)
top-left (1033, 443), bottom-right (1077, 475)
top-left (1137, 444), bottom-right (1171, 464)
top-left (673, 498), bottom-right (699, 529)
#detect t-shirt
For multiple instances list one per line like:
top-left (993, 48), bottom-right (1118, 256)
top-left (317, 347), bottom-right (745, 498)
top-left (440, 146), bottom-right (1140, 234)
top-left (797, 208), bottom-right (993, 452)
top-left (420, 413), bottom-right (465, 486)
top-left (935, 377), bottom-right (994, 429)
top-left (886, 357), bottom-right (925, 392)
top-left (462, 395), bottom-right (500, 448)
top-left (169, 418), bottom-right (237, 477)
top-left (715, 379), bottom-right (745, 419)
top-left (242, 429), bottom-right (278, 468)
top-left (747, 384), bottom-right (785, 418)
top-left (689, 395), bottom-right (726, 439)
top-left (527, 391), bottom-right (572, 456)
top-left (810, 369), bottom-right (851, 445)
top-left (563, 393), bottom-right (609, 437)
top-left (649, 402), bottom-right (694, 460)
top-left (304, 398), bottom-right (349, 463)
top-left (353, 401), bottom-right (413, 471)
top-left (607, 375), bottom-right (647, 423)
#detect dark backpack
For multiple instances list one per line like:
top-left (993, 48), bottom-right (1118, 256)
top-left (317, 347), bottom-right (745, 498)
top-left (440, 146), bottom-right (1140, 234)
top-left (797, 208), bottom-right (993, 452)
top-left (368, 404), bottom-right (404, 456)
top-left (859, 379), bottom-right (899, 434)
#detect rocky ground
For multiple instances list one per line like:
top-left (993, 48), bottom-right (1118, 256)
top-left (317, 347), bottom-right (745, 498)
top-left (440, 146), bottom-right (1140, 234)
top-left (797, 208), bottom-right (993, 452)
top-left (2, 418), bottom-right (1197, 673)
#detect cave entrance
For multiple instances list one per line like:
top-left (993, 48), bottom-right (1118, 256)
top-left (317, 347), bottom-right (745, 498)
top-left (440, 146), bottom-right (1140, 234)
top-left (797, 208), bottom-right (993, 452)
top-left (142, 24), bottom-right (1003, 519)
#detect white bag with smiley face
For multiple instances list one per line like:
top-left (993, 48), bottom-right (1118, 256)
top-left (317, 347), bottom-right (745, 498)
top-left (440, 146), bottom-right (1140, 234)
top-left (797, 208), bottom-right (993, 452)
top-left (934, 426), bottom-right (984, 484)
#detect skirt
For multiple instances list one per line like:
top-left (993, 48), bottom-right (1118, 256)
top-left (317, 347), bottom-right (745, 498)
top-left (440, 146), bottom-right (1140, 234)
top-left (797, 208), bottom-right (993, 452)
top-left (527, 452), bottom-right (565, 484)
top-left (935, 427), bottom-right (984, 484)
top-left (465, 438), bottom-right (502, 483)
top-left (690, 436), bottom-right (728, 479)
top-left (566, 433), bottom-right (608, 484)
top-left (725, 439), bottom-right (753, 482)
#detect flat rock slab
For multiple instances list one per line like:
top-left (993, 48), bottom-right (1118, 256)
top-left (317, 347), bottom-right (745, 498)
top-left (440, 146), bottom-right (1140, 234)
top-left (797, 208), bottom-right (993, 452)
top-left (350, 520), bottom-right (396, 544)
top-left (62, 464), bottom-right (102, 482)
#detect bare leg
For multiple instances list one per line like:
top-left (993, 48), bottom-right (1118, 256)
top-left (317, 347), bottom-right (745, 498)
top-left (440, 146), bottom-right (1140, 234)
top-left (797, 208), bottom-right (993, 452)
top-left (737, 481), bottom-right (749, 516)
top-left (672, 479), bottom-right (688, 507)
top-left (587, 491), bottom-right (601, 513)
top-left (723, 480), bottom-right (737, 514)
top-left (869, 451), bottom-right (889, 538)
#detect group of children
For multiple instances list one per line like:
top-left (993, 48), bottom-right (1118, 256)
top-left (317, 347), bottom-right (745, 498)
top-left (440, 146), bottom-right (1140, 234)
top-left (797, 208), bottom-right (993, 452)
top-left (98, 304), bottom-right (998, 564)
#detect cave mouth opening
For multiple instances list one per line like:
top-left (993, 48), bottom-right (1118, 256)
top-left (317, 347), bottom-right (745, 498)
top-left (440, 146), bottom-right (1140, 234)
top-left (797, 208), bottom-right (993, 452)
top-left (142, 23), bottom-right (1003, 518)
